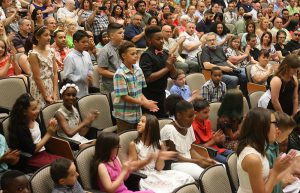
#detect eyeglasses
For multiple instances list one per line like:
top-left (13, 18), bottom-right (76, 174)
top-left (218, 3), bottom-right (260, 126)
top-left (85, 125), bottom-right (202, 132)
top-left (270, 121), bottom-right (278, 125)
top-left (294, 33), bottom-right (300, 37)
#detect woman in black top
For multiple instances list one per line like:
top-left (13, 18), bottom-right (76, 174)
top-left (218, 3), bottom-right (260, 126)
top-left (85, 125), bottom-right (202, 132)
top-left (274, 30), bottom-right (289, 58)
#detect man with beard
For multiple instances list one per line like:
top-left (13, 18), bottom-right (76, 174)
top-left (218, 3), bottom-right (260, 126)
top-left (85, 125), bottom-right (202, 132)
top-left (201, 32), bottom-right (239, 89)
top-left (51, 30), bottom-right (70, 71)
top-left (134, 0), bottom-right (151, 28)
top-left (196, 9), bottom-right (214, 34)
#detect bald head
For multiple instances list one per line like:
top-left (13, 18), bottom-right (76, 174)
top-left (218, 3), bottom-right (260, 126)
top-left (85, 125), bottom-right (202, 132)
top-left (274, 17), bottom-right (283, 29)
top-left (161, 25), bottom-right (172, 40)
top-left (65, 0), bottom-right (75, 11)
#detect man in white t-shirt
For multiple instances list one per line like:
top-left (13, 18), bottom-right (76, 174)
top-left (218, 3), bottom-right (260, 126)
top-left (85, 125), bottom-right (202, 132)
top-left (57, 0), bottom-right (78, 22)
top-left (180, 22), bottom-right (202, 73)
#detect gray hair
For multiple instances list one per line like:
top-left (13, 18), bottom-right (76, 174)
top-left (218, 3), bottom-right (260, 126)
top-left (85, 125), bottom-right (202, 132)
top-left (205, 32), bottom-right (216, 39)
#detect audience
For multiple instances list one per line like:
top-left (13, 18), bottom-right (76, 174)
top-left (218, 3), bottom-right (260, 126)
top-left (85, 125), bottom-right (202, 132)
top-left (98, 22), bottom-right (123, 94)
top-left (170, 69), bottom-right (199, 102)
top-left (217, 89), bottom-right (243, 151)
top-left (113, 40), bottom-right (158, 133)
top-left (64, 30), bottom-right (93, 98)
top-left (140, 26), bottom-right (177, 118)
top-left (192, 98), bottom-right (232, 164)
top-left (124, 14), bottom-right (146, 48)
top-left (236, 107), bottom-right (295, 193)
top-left (50, 158), bottom-right (85, 193)
top-left (201, 67), bottom-right (226, 103)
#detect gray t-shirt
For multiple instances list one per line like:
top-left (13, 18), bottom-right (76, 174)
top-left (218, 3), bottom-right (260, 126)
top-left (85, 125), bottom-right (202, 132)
top-left (201, 46), bottom-right (228, 67)
top-left (97, 42), bottom-right (122, 94)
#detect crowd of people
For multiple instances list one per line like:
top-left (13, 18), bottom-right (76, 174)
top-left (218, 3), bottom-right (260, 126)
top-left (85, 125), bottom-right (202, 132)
top-left (0, 0), bottom-right (300, 192)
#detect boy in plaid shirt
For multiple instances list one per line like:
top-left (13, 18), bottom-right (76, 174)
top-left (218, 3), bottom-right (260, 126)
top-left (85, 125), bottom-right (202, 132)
top-left (113, 41), bottom-right (159, 133)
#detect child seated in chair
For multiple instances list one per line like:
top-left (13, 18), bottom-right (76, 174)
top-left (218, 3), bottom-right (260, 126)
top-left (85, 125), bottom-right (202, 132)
top-left (192, 98), bottom-right (233, 164)
top-left (201, 67), bottom-right (226, 103)
top-left (50, 158), bottom-right (86, 193)
top-left (1, 170), bottom-right (30, 193)
top-left (55, 79), bottom-right (99, 148)
top-left (169, 69), bottom-right (200, 102)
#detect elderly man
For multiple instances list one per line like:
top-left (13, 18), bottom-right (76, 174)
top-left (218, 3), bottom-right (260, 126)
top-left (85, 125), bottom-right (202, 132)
top-left (51, 30), bottom-right (70, 71)
top-left (271, 17), bottom-right (291, 43)
top-left (45, 17), bottom-right (57, 44)
top-left (134, 0), bottom-right (151, 28)
top-left (81, 2), bottom-right (110, 44)
top-left (201, 32), bottom-right (239, 89)
top-left (162, 25), bottom-right (188, 73)
top-left (12, 18), bottom-right (32, 53)
top-left (180, 22), bottom-right (202, 73)
top-left (57, 0), bottom-right (78, 22)
top-left (124, 14), bottom-right (146, 48)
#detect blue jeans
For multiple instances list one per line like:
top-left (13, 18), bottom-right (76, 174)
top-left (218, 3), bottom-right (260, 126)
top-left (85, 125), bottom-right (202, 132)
top-left (222, 74), bottom-right (239, 89)
top-left (214, 149), bottom-right (233, 164)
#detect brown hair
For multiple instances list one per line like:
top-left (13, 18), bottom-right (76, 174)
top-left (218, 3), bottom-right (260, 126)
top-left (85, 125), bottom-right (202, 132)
top-left (274, 111), bottom-right (296, 131)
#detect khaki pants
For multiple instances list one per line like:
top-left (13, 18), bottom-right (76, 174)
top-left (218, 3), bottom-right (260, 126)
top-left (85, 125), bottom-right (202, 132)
top-left (116, 119), bottom-right (137, 134)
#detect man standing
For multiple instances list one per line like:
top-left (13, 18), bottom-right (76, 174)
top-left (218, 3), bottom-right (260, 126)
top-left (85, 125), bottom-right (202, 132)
top-left (134, 0), bottom-right (151, 28)
top-left (180, 22), bottom-right (202, 73)
top-left (162, 25), bottom-right (188, 73)
top-left (81, 2), bottom-right (110, 44)
top-left (124, 14), bottom-right (146, 48)
top-left (51, 30), bottom-right (70, 71)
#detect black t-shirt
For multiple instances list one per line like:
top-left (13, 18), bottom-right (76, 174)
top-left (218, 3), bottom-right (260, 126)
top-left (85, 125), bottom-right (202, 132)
top-left (284, 40), bottom-right (300, 54)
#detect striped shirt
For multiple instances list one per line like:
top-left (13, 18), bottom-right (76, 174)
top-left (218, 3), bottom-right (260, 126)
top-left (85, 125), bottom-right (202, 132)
top-left (113, 63), bottom-right (146, 124)
top-left (201, 79), bottom-right (226, 103)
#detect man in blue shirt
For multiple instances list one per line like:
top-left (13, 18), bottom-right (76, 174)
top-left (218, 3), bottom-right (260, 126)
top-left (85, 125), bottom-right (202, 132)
top-left (124, 14), bottom-right (146, 48)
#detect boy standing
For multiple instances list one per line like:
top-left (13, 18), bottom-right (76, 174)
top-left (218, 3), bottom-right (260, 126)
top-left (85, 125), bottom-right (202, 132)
top-left (192, 98), bottom-right (233, 164)
top-left (169, 69), bottom-right (200, 102)
top-left (114, 41), bottom-right (158, 133)
top-left (98, 23), bottom-right (124, 94)
top-left (139, 26), bottom-right (177, 118)
top-left (50, 158), bottom-right (85, 193)
top-left (64, 30), bottom-right (93, 98)
top-left (201, 67), bottom-right (227, 103)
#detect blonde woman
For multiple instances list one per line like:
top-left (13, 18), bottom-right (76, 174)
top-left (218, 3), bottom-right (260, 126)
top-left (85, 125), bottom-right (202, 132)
top-left (65, 18), bottom-right (77, 49)
top-left (256, 17), bottom-right (271, 38)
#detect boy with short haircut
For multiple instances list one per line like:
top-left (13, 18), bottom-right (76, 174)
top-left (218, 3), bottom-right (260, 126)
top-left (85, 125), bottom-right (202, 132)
top-left (192, 98), bottom-right (233, 164)
top-left (114, 40), bottom-right (158, 133)
top-left (50, 158), bottom-right (85, 193)
top-left (64, 30), bottom-right (93, 98)
top-left (201, 66), bottom-right (226, 103)
top-left (139, 25), bottom-right (177, 118)
top-left (266, 112), bottom-right (298, 193)
top-left (98, 22), bottom-right (124, 94)
top-left (169, 69), bottom-right (200, 102)
top-left (1, 170), bottom-right (30, 193)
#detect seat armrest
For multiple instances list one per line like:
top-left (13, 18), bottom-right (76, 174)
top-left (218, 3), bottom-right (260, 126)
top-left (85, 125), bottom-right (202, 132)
top-left (55, 135), bottom-right (81, 151)
top-left (206, 147), bottom-right (218, 158)
top-left (125, 171), bottom-right (147, 191)
top-left (0, 106), bottom-right (10, 114)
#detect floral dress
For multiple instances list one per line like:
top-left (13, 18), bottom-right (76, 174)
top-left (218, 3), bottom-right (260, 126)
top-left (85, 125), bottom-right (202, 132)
top-left (29, 49), bottom-right (55, 108)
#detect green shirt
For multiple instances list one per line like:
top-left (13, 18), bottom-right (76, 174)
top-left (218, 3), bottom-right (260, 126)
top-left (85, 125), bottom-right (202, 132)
top-left (66, 35), bottom-right (74, 49)
top-left (266, 143), bottom-right (283, 193)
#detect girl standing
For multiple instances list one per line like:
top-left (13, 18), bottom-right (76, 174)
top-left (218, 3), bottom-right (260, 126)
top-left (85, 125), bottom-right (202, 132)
top-left (266, 55), bottom-right (299, 116)
top-left (28, 26), bottom-right (58, 108)
top-left (128, 114), bottom-right (194, 193)
top-left (92, 132), bottom-right (154, 193)
top-left (237, 107), bottom-right (294, 193)
top-left (8, 93), bottom-right (60, 168)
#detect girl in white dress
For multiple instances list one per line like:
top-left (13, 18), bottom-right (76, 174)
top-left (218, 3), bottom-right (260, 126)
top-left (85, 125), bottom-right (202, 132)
top-left (236, 107), bottom-right (295, 193)
top-left (128, 114), bottom-right (194, 193)
top-left (160, 100), bottom-right (216, 180)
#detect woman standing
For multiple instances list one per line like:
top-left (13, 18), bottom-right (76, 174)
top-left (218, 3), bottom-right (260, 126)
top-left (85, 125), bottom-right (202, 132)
top-left (267, 55), bottom-right (299, 116)
top-left (28, 26), bottom-right (58, 108)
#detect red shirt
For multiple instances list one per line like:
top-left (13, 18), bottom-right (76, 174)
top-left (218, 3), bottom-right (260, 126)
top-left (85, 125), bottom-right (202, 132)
top-left (192, 118), bottom-right (225, 154)
top-left (0, 55), bottom-right (14, 77)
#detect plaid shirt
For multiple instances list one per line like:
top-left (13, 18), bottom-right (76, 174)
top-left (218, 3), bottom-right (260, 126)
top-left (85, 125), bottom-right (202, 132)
top-left (113, 63), bottom-right (147, 124)
top-left (81, 12), bottom-right (109, 36)
top-left (201, 79), bottom-right (226, 103)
